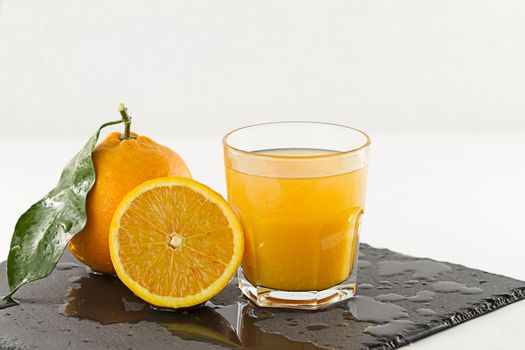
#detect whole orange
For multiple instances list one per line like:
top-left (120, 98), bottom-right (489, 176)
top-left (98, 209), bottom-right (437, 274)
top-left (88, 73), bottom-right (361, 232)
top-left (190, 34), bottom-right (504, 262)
top-left (68, 131), bottom-right (191, 274)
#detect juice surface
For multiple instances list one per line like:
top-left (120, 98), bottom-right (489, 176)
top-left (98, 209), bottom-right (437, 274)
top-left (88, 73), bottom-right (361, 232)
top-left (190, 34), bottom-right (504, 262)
top-left (226, 148), bottom-right (367, 291)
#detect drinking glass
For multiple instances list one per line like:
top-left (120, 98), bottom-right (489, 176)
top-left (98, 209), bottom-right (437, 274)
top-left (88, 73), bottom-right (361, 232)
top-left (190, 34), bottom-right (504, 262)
top-left (223, 122), bottom-right (370, 309)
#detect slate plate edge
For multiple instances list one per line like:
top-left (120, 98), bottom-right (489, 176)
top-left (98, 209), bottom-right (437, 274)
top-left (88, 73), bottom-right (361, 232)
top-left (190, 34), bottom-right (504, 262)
top-left (367, 286), bottom-right (525, 350)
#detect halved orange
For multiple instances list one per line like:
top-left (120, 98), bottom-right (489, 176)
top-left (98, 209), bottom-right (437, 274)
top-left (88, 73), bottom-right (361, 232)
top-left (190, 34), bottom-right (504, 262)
top-left (109, 177), bottom-right (243, 308)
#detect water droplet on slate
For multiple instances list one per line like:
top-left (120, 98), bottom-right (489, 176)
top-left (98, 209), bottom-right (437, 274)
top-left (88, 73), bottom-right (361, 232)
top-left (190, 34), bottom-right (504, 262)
top-left (431, 281), bottom-right (482, 295)
top-left (306, 324), bottom-right (329, 331)
top-left (375, 293), bottom-right (406, 302)
top-left (366, 320), bottom-right (416, 337)
top-left (346, 296), bottom-right (408, 323)
top-left (407, 290), bottom-right (436, 302)
top-left (358, 283), bottom-right (373, 290)
top-left (416, 308), bottom-right (437, 316)
top-left (378, 260), bottom-right (451, 279)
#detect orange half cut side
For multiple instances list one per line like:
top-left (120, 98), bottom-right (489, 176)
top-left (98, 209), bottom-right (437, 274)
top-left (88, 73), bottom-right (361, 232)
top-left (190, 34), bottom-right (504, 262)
top-left (109, 177), bottom-right (244, 308)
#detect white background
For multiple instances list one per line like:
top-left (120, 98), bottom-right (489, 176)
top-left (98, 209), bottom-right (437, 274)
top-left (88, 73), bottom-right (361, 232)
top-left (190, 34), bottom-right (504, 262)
top-left (1, 1), bottom-right (525, 349)
top-left (1, 0), bottom-right (525, 137)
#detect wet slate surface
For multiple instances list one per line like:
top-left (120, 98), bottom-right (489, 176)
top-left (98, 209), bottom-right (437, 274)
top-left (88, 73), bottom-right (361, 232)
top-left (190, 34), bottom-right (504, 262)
top-left (1, 243), bottom-right (524, 350)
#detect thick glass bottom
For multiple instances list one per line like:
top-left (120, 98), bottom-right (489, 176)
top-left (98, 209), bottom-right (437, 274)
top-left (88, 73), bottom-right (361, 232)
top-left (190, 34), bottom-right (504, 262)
top-left (238, 269), bottom-right (357, 310)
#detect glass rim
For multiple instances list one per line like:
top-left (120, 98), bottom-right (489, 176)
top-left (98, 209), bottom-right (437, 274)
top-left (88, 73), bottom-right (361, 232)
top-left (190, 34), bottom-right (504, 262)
top-left (223, 121), bottom-right (371, 160)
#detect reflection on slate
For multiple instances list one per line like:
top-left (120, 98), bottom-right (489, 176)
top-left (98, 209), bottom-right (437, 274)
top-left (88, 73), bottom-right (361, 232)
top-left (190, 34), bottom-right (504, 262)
top-left (1, 244), bottom-right (524, 350)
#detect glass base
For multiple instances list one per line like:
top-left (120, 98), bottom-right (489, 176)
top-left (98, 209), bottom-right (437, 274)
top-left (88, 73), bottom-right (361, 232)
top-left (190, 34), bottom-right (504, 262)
top-left (237, 269), bottom-right (356, 310)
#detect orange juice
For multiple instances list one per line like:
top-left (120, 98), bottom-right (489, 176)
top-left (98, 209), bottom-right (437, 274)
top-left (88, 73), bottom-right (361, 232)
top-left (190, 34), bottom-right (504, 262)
top-left (226, 148), bottom-right (367, 291)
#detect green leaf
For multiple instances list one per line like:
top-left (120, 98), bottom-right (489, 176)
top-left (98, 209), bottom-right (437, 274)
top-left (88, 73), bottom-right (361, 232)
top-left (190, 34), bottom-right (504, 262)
top-left (5, 119), bottom-right (123, 298)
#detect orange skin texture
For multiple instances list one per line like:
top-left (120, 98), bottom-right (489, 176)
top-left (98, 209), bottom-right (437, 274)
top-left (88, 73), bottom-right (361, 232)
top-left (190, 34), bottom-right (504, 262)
top-left (68, 132), bottom-right (192, 274)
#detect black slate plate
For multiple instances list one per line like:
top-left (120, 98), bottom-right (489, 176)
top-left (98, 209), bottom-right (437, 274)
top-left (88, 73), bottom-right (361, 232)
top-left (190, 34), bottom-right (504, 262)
top-left (1, 243), bottom-right (524, 350)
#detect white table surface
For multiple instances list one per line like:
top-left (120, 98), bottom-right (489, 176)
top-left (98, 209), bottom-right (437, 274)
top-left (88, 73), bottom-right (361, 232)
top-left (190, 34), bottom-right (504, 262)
top-left (1, 133), bottom-right (524, 348)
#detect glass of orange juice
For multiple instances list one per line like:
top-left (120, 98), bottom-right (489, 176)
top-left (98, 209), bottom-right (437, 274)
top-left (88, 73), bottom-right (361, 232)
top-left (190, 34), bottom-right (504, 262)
top-left (223, 122), bottom-right (370, 310)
